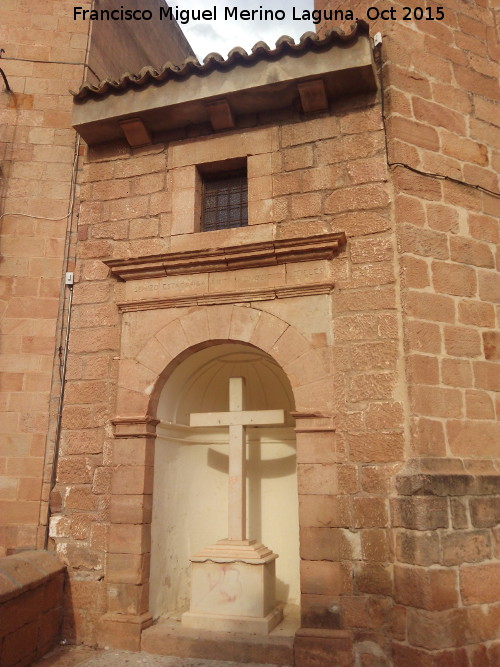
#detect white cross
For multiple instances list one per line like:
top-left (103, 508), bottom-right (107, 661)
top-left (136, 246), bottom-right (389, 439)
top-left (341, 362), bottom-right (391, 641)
top-left (190, 377), bottom-right (285, 542)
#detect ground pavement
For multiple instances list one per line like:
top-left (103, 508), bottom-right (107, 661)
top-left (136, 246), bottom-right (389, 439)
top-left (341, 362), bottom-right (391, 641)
top-left (33, 645), bottom-right (286, 667)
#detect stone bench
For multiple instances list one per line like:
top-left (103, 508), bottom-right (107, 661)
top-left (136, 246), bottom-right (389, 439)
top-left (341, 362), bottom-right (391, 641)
top-left (0, 550), bottom-right (65, 667)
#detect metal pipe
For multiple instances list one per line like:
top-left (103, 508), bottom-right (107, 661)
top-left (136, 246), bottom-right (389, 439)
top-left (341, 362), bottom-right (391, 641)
top-left (42, 0), bottom-right (93, 551)
top-left (43, 284), bottom-right (74, 549)
top-left (0, 67), bottom-right (11, 92)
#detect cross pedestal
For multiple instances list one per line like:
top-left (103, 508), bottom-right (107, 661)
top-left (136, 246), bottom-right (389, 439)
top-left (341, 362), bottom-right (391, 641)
top-left (181, 377), bottom-right (285, 634)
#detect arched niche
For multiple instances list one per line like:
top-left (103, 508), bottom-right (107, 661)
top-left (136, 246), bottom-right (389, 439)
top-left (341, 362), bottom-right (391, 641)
top-left (149, 342), bottom-right (299, 621)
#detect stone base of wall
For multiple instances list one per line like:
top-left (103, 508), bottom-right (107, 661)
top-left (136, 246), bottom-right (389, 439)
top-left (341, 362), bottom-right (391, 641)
top-left (0, 551), bottom-right (66, 667)
top-left (392, 459), bottom-right (500, 664)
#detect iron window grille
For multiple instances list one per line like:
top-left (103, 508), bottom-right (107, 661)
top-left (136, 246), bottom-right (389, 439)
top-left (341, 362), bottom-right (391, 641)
top-left (202, 172), bottom-right (248, 232)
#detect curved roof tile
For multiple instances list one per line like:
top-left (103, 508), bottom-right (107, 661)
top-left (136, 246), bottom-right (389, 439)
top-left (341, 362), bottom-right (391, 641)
top-left (73, 22), bottom-right (369, 101)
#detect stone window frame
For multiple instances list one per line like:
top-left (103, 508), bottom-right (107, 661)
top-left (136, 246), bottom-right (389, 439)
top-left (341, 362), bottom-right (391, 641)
top-left (168, 129), bottom-right (276, 237)
top-left (200, 161), bottom-right (248, 232)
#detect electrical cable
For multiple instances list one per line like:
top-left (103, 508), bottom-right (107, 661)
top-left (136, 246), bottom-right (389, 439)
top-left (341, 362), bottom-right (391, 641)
top-left (43, 284), bottom-right (73, 550)
top-left (1, 56), bottom-right (100, 82)
top-left (42, 0), bottom-right (96, 549)
top-left (373, 41), bottom-right (500, 199)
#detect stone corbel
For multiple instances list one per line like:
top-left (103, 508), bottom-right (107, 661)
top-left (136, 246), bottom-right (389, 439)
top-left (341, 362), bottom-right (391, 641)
top-left (297, 79), bottom-right (329, 113)
top-left (119, 118), bottom-right (152, 147)
top-left (206, 98), bottom-right (235, 130)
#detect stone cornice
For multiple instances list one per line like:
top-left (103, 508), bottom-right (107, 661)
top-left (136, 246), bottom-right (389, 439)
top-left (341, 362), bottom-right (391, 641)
top-left (72, 26), bottom-right (375, 146)
top-left (105, 232), bottom-right (346, 282)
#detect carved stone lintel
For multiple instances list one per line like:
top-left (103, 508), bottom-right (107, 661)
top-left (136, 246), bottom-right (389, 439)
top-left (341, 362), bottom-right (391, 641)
top-left (118, 282), bottom-right (334, 312)
top-left (112, 416), bottom-right (159, 438)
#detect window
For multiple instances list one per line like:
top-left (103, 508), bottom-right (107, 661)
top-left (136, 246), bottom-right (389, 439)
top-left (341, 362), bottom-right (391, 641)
top-left (201, 165), bottom-right (248, 232)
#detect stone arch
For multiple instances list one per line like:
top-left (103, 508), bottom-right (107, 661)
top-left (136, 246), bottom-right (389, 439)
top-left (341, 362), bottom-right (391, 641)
top-left (115, 304), bottom-right (334, 422)
top-left (104, 303), bottom-right (334, 648)
top-left (150, 341), bottom-right (300, 619)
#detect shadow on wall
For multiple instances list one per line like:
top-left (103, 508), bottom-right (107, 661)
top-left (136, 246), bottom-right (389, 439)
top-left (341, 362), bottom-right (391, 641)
top-left (150, 342), bottom-right (300, 619)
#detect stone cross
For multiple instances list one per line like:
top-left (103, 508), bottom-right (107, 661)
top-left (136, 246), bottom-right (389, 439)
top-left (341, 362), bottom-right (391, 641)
top-left (190, 377), bottom-right (285, 542)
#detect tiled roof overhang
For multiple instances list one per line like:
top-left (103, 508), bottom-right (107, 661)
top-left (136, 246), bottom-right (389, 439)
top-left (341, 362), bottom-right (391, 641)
top-left (73, 22), bottom-right (376, 146)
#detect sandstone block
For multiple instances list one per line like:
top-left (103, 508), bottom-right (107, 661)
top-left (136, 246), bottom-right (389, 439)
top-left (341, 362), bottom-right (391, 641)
top-left (407, 608), bottom-right (467, 650)
top-left (110, 494), bottom-right (152, 525)
top-left (351, 497), bottom-right (388, 528)
top-left (444, 326), bottom-right (482, 357)
top-left (112, 439), bottom-right (154, 467)
top-left (299, 527), bottom-right (360, 561)
top-left (447, 420), bottom-right (500, 458)
top-left (354, 562), bottom-right (392, 596)
top-left (299, 495), bottom-right (350, 528)
top-left (106, 553), bottom-right (150, 585)
top-left (441, 530), bottom-right (491, 566)
top-left (107, 582), bottom-right (148, 615)
top-left (361, 529), bottom-right (390, 562)
top-left (460, 562), bottom-right (500, 604)
top-left (405, 321), bottom-right (442, 355)
top-left (396, 530), bottom-right (441, 567)
top-left (300, 594), bottom-right (342, 630)
top-left (108, 524), bottom-right (151, 555)
top-left (469, 497), bottom-right (500, 528)
top-left (391, 497), bottom-right (449, 530)
top-left (298, 464), bottom-right (338, 495)
top-left (111, 465), bottom-right (154, 497)
top-left (294, 629), bottom-right (352, 667)
top-left (465, 389), bottom-right (495, 419)
top-left (394, 564), bottom-right (458, 610)
top-left (404, 291), bottom-right (455, 323)
top-left (349, 432), bottom-right (404, 463)
top-left (300, 561), bottom-right (351, 596)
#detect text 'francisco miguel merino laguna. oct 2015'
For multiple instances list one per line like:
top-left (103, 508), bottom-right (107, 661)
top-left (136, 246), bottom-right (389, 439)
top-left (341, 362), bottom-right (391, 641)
top-left (72, 5), bottom-right (447, 24)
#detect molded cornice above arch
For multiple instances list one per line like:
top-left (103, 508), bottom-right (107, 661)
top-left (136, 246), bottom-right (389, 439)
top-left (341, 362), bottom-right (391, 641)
top-left (106, 233), bottom-right (346, 282)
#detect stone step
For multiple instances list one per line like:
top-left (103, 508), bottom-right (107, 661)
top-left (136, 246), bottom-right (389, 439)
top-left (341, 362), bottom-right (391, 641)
top-left (141, 617), bottom-right (295, 666)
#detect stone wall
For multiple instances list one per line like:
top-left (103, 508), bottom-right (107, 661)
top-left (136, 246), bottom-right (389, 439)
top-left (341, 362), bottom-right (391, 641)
top-left (51, 92), bottom-right (405, 652)
top-left (316, 0), bottom-right (499, 463)
top-left (314, 1), bottom-right (500, 663)
top-left (50, 5), bottom-right (500, 652)
top-left (0, 0), bottom-right (92, 554)
top-left (0, 0), bottom-right (193, 557)
top-left (392, 460), bottom-right (500, 664)
top-left (0, 550), bottom-right (65, 666)
top-left (1, 0), bottom-right (498, 663)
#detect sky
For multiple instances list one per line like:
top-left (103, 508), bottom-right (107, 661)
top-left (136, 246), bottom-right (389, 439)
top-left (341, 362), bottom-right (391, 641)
top-left (166, 1), bottom-right (315, 61)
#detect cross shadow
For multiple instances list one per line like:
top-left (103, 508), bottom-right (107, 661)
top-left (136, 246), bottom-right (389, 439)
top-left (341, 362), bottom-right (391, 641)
top-left (206, 434), bottom-right (296, 604)
top-left (206, 429), bottom-right (296, 540)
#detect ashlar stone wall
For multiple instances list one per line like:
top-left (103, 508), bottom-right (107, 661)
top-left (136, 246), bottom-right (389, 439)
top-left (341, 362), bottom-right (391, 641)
top-left (53, 94), bottom-right (406, 657)
top-left (315, 2), bottom-right (500, 664)
top-left (0, 0), bottom-right (92, 555)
